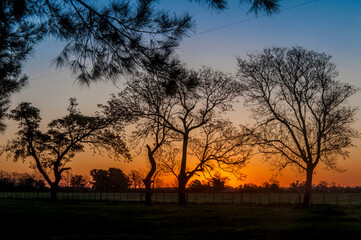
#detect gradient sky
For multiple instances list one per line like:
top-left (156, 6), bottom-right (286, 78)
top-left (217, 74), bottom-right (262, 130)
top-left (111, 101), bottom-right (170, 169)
top-left (0, 0), bottom-right (360, 187)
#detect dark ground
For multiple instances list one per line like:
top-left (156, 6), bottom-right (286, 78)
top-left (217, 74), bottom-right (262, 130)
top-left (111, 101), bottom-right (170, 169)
top-left (1, 199), bottom-right (361, 239)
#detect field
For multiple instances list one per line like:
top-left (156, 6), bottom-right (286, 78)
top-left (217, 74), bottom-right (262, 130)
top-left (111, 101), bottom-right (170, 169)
top-left (1, 199), bottom-right (361, 239)
top-left (1, 192), bottom-right (361, 206)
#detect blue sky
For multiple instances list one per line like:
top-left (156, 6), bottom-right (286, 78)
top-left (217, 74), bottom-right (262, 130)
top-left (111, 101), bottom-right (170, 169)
top-left (1, 0), bottom-right (361, 186)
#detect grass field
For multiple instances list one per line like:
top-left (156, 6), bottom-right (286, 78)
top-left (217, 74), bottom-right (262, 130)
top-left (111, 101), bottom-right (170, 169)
top-left (1, 199), bottom-right (361, 239)
top-left (1, 192), bottom-right (361, 206)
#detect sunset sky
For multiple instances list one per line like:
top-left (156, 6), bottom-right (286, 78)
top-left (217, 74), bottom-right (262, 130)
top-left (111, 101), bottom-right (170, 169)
top-left (0, 0), bottom-right (360, 187)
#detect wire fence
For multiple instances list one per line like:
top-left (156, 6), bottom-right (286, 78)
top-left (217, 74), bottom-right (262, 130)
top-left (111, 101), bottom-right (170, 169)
top-left (1, 191), bottom-right (361, 206)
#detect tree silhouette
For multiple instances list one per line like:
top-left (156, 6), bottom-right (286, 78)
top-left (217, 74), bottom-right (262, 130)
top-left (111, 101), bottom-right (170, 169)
top-left (1, 98), bottom-right (130, 200)
top-left (158, 68), bottom-right (249, 205)
top-left (2, 0), bottom-right (280, 85)
top-left (41, 0), bottom-right (193, 84)
top-left (111, 67), bottom-right (251, 204)
top-left (237, 46), bottom-right (359, 207)
top-left (128, 170), bottom-right (145, 189)
top-left (70, 174), bottom-right (87, 189)
top-left (0, 0), bottom-right (279, 133)
top-left (106, 71), bottom-right (177, 205)
top-left (208, 172), bottom-right (229, 192)
top-left (0, 0), bottom-right (46, 132)
top-left (90, 168), bottom-right (130, 192)
top-left (193, 0), bottom-right (279, 14)
top-left (43, 0), bottom-right (279, 84)
top-left (188, 179), bottom-right (209, 192)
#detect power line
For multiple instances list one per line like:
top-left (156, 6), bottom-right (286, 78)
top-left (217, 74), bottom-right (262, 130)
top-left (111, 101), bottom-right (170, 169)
top-left (191, 0), bottom-right (321, 37)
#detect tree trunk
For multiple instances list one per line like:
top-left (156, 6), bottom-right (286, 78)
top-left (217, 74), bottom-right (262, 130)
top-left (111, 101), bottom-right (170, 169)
top-left (178, 174), bottom-right (187, 205)
top-left (143, 145), bottom-right (156, 206)
top-left (50, 184), bottom-right (58, 201)
top-left (303, 168), bottom-right (313, 207)
top-left (178, 132), bottom-right (189, 205)
top-left (144, 180), bottom-right (152, 205)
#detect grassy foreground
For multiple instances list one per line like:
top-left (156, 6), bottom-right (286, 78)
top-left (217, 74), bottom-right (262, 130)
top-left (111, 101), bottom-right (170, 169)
top-left (1, 199), bottom-right (361, 240)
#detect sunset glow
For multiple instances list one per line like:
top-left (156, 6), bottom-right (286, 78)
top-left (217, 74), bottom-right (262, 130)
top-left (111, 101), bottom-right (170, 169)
top-left (1, 0), bottom-right (360, 189)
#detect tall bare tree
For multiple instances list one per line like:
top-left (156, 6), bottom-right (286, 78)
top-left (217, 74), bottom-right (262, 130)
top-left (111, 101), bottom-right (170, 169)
top-left (237, 46), bottom-right (359, 207)
top-left (110, 67), bottom-right (249, 204)
top-left (107, 72), bottom-right (176, 205)
top-left (1, 98), bottom-right (130, 200)
top-left (161, 68), bottom-right (244, 205)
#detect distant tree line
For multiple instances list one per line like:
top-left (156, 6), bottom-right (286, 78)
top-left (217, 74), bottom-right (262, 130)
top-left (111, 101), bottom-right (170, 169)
top-left (189, 178), bottom-right (361, 194)
top-left (0, 168), bottom-right (131, 192)
top-left (0, 171), bottom-right (45, 191)
top-left (2, 168), bottom-right (361, 194)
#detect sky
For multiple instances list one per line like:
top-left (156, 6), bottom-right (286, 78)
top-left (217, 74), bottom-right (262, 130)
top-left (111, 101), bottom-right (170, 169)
top-left (0, 0), bottom-right (360, 187)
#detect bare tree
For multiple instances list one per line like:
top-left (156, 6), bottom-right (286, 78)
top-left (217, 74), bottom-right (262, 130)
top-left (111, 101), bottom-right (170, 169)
top-left (159, 68), bottom-right (245, 205)
top-left (237, 46), bottom-right (359, 207)
top-left (111, 67), bottom-right (247, 204)
top-left (159, 120), bottom-right (252, 187)
top-left (107, 72), bottom-right (176, 205)
top-left (70, 174), bottom-right (87, 189)
top-left (187, 120), bottom-right (252, 179)
top-left (1, 98), bottom-right (130, 201)
top-left (128, 170), bottom-right (145, 189)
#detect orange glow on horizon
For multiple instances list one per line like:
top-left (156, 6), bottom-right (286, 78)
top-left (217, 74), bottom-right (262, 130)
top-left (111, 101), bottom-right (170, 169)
top-left (2, 139), bottom-right (361, 188)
